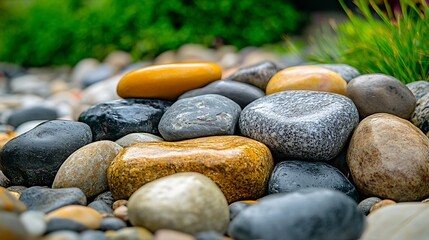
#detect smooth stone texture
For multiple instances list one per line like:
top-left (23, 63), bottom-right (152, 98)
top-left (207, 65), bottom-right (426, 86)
top-left (406, 80), bottom-right (429, 100)
top-left (411, 92), bottom-right (429, 133)
top-left (158, 94), bottom-right (241, 141)
top-left (78, 98), bottom-right (171, 141)
top-left (108, 227), bottom-right (153, 240)
top-left (44, 230), bottom-right (80, 240)
top-left (0, 120), bottom-right (92, 186)
top-left (266, 66), bottom-right (347, 95)
top-left (100, 217), bottom-right (127, 231)
top-left (115, 133), bottom-right (163, 148)
top-left (80, 75), bottom-right (121, 105)
top-left (10, 74), bottom-right (50, 96)
top-left (268, 160), bottom-right (358, 201)
top-left (70, 58), bottom-right (99, 87)
top-left (88, 200), bottom-right (113, 216)
top-left (347, 73), bottom-right (416, 119)
top-left (128, 173), bottom-right (229, 234)
top-left (52, 141), bottom-right (123, 198)
top-left (0, 211), bottom-right (30, 240)
top-left (228, 61), bottom-right (279, 90)
top-left (361, 203), bottom-right (429, 240)
top-left (195, 231), bottom-right (225, 240)
top-left (19, 186), bottom-right (86, 213)
top-left (82, 64), bottom-right (115, 88)
top-left (228, 189), bottom-right (365, 240)
top-left (113, 205), bottom-right (129, 222)
top-left (80, 230), bottom-right (108, 240)
top-left (108, 136), bottom-right (273, 203)
top-left (347, 113), bottom-right (429, 201)
top-left (229, 201), bottom-right (252, 222)
top-left (46, 218), bottom-right (89, 233)
top-left (0, 186), bottom-right (26, 213)
top-left (154, 229), bottom-right (196, 240)
top-left (117, 62), bottom-right (222, 100)
top-left (358, 197), bottom-right (382, 215)
top-left (14, 120), bottom-right (47, 136)
top-left (239, 91), bottom-right (359, 161)
top-left (317, 63), bottom-right (361, 82)
top-left (5, 105), bottom-right (58, 128)
top-left (20, 211), bottom-right (46, 237)
top-left (104, 51), bottom-right (132, 70)
top-left (94, 191), bottom-right (114, 208)
top-left (178, 80), bottom-right (265, 108)
top-left (46, 205), bottom-right (103, 230)
top-left (370, 199), bottom-right (396, 213)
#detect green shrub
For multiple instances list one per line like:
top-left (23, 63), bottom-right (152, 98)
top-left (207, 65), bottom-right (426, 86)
top-left (309, 0), bottom-right (429, 83)
top-left (0, 0), bottom-right (305, 67)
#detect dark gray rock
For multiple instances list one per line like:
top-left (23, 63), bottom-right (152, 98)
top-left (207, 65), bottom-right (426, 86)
top-left (158, 94), bottom-right (241, 141)
top-left (82, 64), bottom-right (115, 88)
top-left (228, 188), bottom-right (365, 240)
top-left (78, 98), bottom-right (171, 141)
top-left (20, 187), bottom-right (87, 213)
top-left (5, 106), bottom-right (58, 128)
top-left (239, 91), bottom-right (359, 161)
top-left (358, 197), bottom-right (382, 215)
top-left (46, 218), bottom-right (88, 233)
top-left (317, 64), bottom-right (361, 82)
top-left (411, 92), bottom-right (429, 133)
top-left (268, 160), bottom-right (359, 201)
top-left (88, 200), bottom-right (113, 215)
top-left (0, 170), bottom-right (10, 188)
top-left (94, 191), bottom-right (114, 208)
top-left (80, 230), bottom-right (108, 240)
top-left (406, 81), bottom-right (429, 101)
top-left (99, 217), bottom-right (127, 231)
top-left (0, 120), bottom-right (92, 186)
top-left (228, 61), bottom-right (279, 90)
top-left (179, 80), bottom-right (265, 108)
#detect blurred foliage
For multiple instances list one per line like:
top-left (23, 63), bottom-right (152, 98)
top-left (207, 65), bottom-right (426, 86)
top-left (309, 0), bottom-right (429, 83)
top-left (0, 0), bottom-right (305, 67)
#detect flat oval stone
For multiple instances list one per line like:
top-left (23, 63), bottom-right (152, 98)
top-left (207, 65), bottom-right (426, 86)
top-left (78, 98), bottom-right (171, 141)
top-left (0, 120), bottom-right (92, 186)
top-left (179, 80), bottom-right (265, 108)
top-left (128, 172), bottom-right (229, 234)
top-left (406, 80), bottom-right (429, 100)
top-left (107, 135), bottom-right (274, 203)
top-left (52, 141), bottom-right (123, 198)
top-left (0, 187), bottom-right (26, 213)
top-left (46, 205), bottom-right (103, 230)
top-left (239, 91), bottom-right (359, 161)
top-left (5, 105), bottom-right (58, 128)
top-left (228, 188), bottom-right (365, 240)
top-left (347, 74), bottom-right (416, 119)
top-left (117, 62), bottom-right (221, 100)
top-left (411, 93), bottom-right (429, 133)
top-left (0, 211), bottom-right (29, 240)
top-left (115, 133), bottom-right (163, 148)
top-left (227, 61), bottom-right (279, 90)
top-left (317, 63), bottom-right (360, 82)
top-left (268, 161), bottom-right (358, 201)
top-left (266, 66), bottom-right (347, 95)
top-left (347, 113), bottom-right (429, 201)
top-left (158, 94), bottom-right (241, 141)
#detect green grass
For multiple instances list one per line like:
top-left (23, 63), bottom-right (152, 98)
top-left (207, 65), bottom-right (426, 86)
top-left (309, 0), bottom-right (429, 83)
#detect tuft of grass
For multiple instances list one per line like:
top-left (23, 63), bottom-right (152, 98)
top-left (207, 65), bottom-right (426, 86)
top-left (309, 0), bottom-right (429, 83)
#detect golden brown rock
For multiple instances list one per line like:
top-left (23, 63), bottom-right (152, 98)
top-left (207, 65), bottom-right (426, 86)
top-left (347, 113), bottom-right (429, 201)
top-left (107, 135), bottom-right (273, 203)
top-left (0, 187), bottom-right (26, 213)
top-left (369, 199), bottom-right (396, 213)
top-left (45, 205), bottom-right (103, 229)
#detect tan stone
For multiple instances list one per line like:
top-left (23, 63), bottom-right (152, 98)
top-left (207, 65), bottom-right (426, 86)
top-left (347, 113), bottom-right (429, 201)
top-left (369, 199), bottom-right (396, 213)
top-left (154, 229), bottom-right (196, 240)
top-left (113, 205), bottom-right (128, 222)
top-left (112, 199), bottom-right (128, 210)
top-left (107, 135), bottom-right (274, 203)
top-left (45, 205), bottom-right (103, 229)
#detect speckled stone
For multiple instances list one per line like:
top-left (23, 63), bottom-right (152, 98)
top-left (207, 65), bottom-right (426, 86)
top-left (128, 173), bottom-right (229, 234)
top-left (158, 94), bottom-right (241, 141)
top-left (347, 74), bottom-right (416, 119)
top-left (370, 199), bottom-right (396, 213)
top-left (358, 197), bottom-right (382, 215)
top-left (0, 211), bottom-right (30, 240)
top-left (115, 133), bottom-right (163, 147)
top-left (361, 203), bottom-right (429, 240)
top-left (228, 61), bottom-right (279, 90)
top-left (347, 113), bottom-right (429, 201)
top-left (228, 189), bottom-right (365, 240)
top-left (411, 92), bottom-right (429, 133)
top-left (78, 98), bottom-right (171, 141)
top-left (94, 191), bottom-right (114, 208)
top-left (108, 227), bottom-right (153, 240)
top-left (107, 136), bottom-right (274, 203)
top-left (239, 91), bottom-right (359, 161)
top-left (317, 63), bottom-right (361, 82)
top-left (178, 80), bottom-right (265, 108)
top-left (0, 187), bottom-right (26, 213)
top-left (406, 80), bottom-right (429, 100)
top-left (46, 205), bottom-right (103, 230)
top-left (52, 141), bottom-right (122, 198)
top-left (268, 161), bottom-right (358, 201)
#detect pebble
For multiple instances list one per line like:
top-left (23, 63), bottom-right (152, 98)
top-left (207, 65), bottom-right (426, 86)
top-left (357, 197), bottom-right (382, 215)
top-left (0, 186), bottom-right (26, 213)
top-left (113, 205), bottom-right (129, 222)
top-left (347, 73), bottom-right (416, 119)
top-left (154, 229), bottom-right (196, 240)
top-left (115, 133), bottom-right (163, 147)
top-left (82, 64), bottom-right (116, 88)
top-left (46, 205), bottom-right (103, 230)
top-left (80, 230), bottom-right (108, 240)
top-left (80, 75), bottom-right (121, 105)
top-left (87, 200), bottom-right (113, 216)
top-left (44, 230), bottom-right (80, 240)
top-left (112, 199), bottom-right (128, 210)
top-left (5, 105), bottom-right (58, 128)
top-left (117, 62), bottom-right (222, 100)
top-left (46, 218), bottom-right (88, 233)
top-left (266, 66), bottom-right (347, 95)
top-left (94, 191), bottom-right (114, 208)
top-left (52, 141), bottom-right (123, 198)
top-left (227, 61), bottom-right (279, 90)
top-left (268, 160), bottom-right (358, 201)
top-left (104, 51), bottom-right (132, 71)
top-left (10, 74), bottom-right (50, 96)
top-left (108, 136), bottom-right (273, 203)
top-left (128, 173), bottom-right (229, 234)
top-left (158, 94), bottom-right (241, 141)
top-left (347, 113), bottom-right (429, 201)
top-left (107, 227), bottom-right (153, 240)
top-left (6, 186), bottom-right (27, 193)
top-left (69, 58), bottom-right (99, 87)
top-left (0, 120), bottom-right (92, 186)
top-left (239, 91), bottom-right (359, 161)
top-left (411, 92), bottom-right (429, 133)
top-left (317, 63), bottom-right (361, 82)
top-left (228, 188), bottom-right (365, 240)
top-left (0, 170), bottom-right (10, 188)
top-left (78, 98), bottom-right (171, 141)
top-left (19, 210), bottom-right (47, 237)
top-left (406, 80), bottom-right (429, 100)
top-left (0, 211), bottom-right (29, 240)
top-left (19, 186), bottom-right (86, 213)
top-left (369, 199), bottom-right (396, 213)
top-left (361, 203), bottom-right (429, 240)
top-left (100, 217), bottom-right (127, 231)
top-left (229, 201), bottom-right (253, 222)
top-left (179, 80), bottom-right (265, 108)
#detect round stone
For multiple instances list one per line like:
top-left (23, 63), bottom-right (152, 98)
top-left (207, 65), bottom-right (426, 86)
top-left (128, 172), bottom-right (229, 234)
top-left (317, 63), bottom-right (360, 82)
top-left (46, 218), bottom-right (88, 233)
top-left (115, 133), bottom-right (163, 148)
top-left (346, 74), bottom-right (416, 119)
top-left (87, 200), bottom-right (113, 216)
top-left (227, 61), bottom-right (279, 90)
top-left (347, 113), bottom-right (429, 201)
top-left (357, 197), bottom-right (382, 215)
top-left (239, 91), bottom-right (359, 161)
top-left (407, 80), bottom-right (429, 101)
top-left (158, 94), bottom-right (241, 141)
top-left (46, 205), bottom-right (103, 230)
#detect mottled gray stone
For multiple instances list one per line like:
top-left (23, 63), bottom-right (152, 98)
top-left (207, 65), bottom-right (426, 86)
top-left (228, 61), bottom-right (279, 90)
top-left (406, 80), bottom-right (429, 101)
top-left (317, 64), bottom-right (361, 82)
top-left (358, 197), bottom-right (382, 215)
top-left (94, 191), bottom-right (114, 208)
top-left (268, 160), bottom-right (358, 201)
top-left (239, 91), bottom-right (359, 161)
top-left (159, 94), bottom-right (241, 141)
top-left (179, 80), bottom-right (265, 108)
top-left (88, 200), bottom-right (113, 216)
top-left (115, 133), bottom-right (163, 148)
top-left (411, 92), bottom-right (429, 133)
top-left (228, 189), bottom-right (365, 240)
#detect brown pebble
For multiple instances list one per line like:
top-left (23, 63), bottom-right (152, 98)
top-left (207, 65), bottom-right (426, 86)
top-left (112, 199), bottom-right (128, 210)
top-left (370, 199), bottom-right (396, 213)
top-left (113, 205), bottom-right (128, 221)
